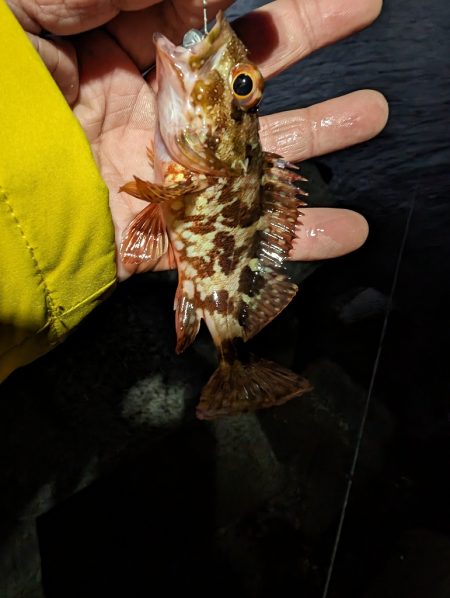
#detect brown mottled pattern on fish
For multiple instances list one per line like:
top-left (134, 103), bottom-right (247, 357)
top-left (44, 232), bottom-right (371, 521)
top-left (120, 12), bottom-right (312, 419)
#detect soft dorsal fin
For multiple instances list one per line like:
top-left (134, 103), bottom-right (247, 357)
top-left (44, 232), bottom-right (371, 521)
top-left (237, 154), bottom-right (308, 341)
top-left (120, 203), bottom-right (168, 264)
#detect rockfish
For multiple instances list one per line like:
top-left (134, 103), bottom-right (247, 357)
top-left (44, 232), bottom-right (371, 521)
top-left (120, 12), bottom-right (311, 419)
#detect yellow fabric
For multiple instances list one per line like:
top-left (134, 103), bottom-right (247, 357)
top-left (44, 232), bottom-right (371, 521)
top-left (0, 1), bottom-right (117, 382)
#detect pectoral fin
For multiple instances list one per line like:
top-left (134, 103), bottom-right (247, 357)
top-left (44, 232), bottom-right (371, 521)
top-left (120, 203), bottom-right (169, 264)
top-left (119, 173), bottom-right (206, 265)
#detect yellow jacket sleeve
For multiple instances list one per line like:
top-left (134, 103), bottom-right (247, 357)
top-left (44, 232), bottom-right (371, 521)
top-left (0, 1), bottom-right (117, 382)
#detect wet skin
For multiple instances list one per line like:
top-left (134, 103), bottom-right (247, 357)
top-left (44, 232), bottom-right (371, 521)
top-left (10, 0), bottom-right (388, 280)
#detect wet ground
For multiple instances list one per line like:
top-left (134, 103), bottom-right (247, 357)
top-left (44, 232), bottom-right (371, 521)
top-left (1, 0), bottom-right (449, 596)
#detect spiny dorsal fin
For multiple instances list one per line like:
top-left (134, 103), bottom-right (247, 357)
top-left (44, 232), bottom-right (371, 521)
top-left (238, 153), bottom-right (307, 341)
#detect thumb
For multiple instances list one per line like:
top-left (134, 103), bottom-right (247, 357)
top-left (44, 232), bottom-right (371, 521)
top-left (26, 33), bottom-right (79, 105)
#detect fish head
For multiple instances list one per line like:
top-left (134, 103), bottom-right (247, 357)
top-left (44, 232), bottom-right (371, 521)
top-left (154, 11), bottom-right (264, 176)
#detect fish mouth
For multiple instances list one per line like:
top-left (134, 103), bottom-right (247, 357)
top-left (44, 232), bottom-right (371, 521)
top-left (153, 11), bottom-right (227, 73)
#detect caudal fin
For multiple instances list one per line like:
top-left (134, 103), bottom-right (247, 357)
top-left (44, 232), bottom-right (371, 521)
top-left (196, 356), bottom-right (312, 420)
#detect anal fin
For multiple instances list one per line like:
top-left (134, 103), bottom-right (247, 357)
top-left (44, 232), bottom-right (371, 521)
top-left (174, 283), bottom-right (201, 354)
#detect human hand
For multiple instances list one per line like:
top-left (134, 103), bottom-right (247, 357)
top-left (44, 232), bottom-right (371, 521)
top-left (10, 0), bottom-right (388, 281)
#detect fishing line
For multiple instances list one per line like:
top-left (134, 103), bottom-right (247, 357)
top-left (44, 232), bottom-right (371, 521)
top-left (203, 0), bottom-right (208, 35)
top-left (321, 187), bottom-right (417, 598)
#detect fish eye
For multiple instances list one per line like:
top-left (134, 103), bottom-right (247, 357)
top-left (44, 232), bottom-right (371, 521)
top-left (230, 63), bottom-right (264, 110)
top-left (233, 73), bottom-right (253, 97)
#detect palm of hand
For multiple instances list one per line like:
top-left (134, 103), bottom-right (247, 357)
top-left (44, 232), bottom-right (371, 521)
top-left (73, 31), bottom-right (159, 280)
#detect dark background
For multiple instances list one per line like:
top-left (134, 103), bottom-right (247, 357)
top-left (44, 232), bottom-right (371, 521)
top-left (1, 0), bottom-right (449, 596)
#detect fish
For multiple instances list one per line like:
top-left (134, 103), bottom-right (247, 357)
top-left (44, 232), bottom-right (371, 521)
top-left (119, 11), bottom-right (312, 420)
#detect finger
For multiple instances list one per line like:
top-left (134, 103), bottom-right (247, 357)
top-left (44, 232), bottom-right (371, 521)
top-left (26, 33), bottom-right (79, 104)
top-left (106, 0), bottom-right (233, 70)
top-left (122, 207), bottom-right (369, 279)
top-left (260, 90), bottom-right (388, 162)
top-left (234, 0), bottom-right (383, 78)
top-left (290, 208), bottom-right (369, 261)
top-left (13, 0), bottom-right (163, 35)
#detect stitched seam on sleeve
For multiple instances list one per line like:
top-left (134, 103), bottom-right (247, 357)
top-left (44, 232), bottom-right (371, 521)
top-left (0, 278), bottom-right (116, 362)
top-left (0, 186), bottom-right (63, 341)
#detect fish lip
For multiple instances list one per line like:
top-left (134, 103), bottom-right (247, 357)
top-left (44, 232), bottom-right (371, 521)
top-left (153, 32), bottom-right (186, 87)
top-left (153, 31), bottom-right (183, 61)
